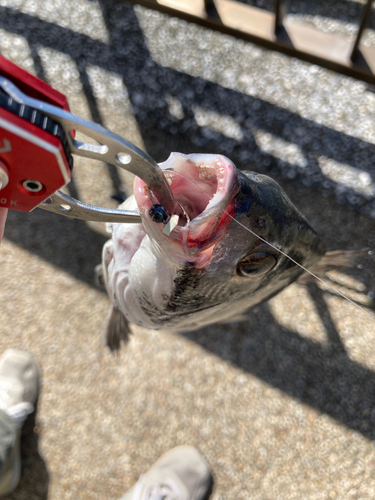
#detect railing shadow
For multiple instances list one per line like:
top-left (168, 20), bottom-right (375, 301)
top-left (4, 209), bottom-right (108, 288)
top-left (181, 299), bottom-right (375, 440)
top-left (1, 4), bottom-right (375, 215)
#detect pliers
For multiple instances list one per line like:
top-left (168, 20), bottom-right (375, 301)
top-left (0, 72), bottom-right (180, 224)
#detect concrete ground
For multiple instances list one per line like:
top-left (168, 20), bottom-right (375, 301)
top-left (1, 0), bottom-right (375, 498)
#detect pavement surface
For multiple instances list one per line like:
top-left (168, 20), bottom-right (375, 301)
top-left (1, 0), bottom-right (375, 499)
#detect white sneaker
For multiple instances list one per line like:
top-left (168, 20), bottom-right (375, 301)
top-left (121, 446), bottom-right (212, 500)
top-left (0, 349), bottom-right (40, 495)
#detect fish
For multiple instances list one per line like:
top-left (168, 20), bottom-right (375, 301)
top-left (100, 153), bottom-right (360, 351)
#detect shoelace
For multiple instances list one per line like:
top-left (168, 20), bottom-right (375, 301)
top-left (133, 475), bottom-right (180, 500)
top-left (0, 380), bottom-right (34, 426)
top-left (6, 402), bottom-right (34, 425)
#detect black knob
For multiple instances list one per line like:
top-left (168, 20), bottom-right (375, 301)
top-left (149, 204), bottom-right (169, 224)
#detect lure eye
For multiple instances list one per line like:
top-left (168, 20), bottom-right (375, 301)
top-left (237, 252), bottom-right (277, 277)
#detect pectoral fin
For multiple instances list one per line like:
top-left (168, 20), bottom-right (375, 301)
top-left (105, 306), bottom-right (132, 352)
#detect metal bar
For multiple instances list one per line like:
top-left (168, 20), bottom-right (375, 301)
top-left (204, 0), bottom-right (220, 19)
top-left (124, 0), bottom-right (375, 86)
top-left (204, 0), bottom-right (215, 13)
top-left (274, 0), bottom-right (287, 35)
top-left (351, 0), bottom-right (373, 62)
top-left (39, 190), bottom-right (142, 223)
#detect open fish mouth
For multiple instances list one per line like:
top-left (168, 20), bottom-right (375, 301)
top-left (134, 153), bottom-right (241, 258)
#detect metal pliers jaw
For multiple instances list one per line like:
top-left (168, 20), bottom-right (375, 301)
top-left (0, 77), bottom-right (177, 224)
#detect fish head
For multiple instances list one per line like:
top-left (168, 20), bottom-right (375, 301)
top-left (134, 152), bottom-right (240, 268)
top-left (133, 153), bottom-right (325, 318)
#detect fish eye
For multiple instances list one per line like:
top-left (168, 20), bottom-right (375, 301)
top-left (237, 252), bottom-right (277, 277)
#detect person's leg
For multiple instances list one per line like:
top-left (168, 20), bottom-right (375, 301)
top-left (121, 445), bottom-right (212, 500)
top-left (0, 349), bottom-right (39, 495)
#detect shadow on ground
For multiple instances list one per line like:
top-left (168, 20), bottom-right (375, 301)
top-left (1, 7), bottom-right (375, 495)
top-left (182, 294), bottom-right (375, 441)
top-left (1, 3), bottom-right (375, 213)
top-left (4, 207), bottom-right (107, 288)
top-left (4, 403), bottom-right (49, 500)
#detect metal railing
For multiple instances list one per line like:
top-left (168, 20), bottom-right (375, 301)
top-left (123, 0), bottom-right (375, 85)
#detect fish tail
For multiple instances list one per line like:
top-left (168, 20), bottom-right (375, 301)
top-left (298, 248), bottom-right (369, 284)
top-left (105, 306), bottom-right (132, 352)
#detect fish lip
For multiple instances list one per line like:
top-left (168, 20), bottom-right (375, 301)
top-left (133, 153), bottom-right (240, 255)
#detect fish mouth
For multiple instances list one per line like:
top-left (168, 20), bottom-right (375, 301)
top-left (134, 153), bottom-right (240, 261)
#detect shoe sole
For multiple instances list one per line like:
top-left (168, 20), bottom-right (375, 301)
top-left (0, 428), bottom-right (21, 495)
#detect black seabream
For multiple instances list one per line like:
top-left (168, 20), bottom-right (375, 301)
top-left (100, 153), bottom-right (350, 351)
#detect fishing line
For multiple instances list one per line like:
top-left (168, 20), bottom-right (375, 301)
top-left (168, 169), bottom-right (375, 320)
top-left (227, 213), bottom-right (375, 319)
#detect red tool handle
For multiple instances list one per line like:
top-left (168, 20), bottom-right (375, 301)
top-left (0, 56), bottom-right (72, 212)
